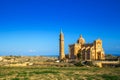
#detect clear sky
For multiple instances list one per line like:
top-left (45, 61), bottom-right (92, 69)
top-left (0, 0), bottom-right (120, 56)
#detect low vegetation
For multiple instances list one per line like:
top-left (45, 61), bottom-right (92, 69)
top-left (0, 56), bottom-right (120, 79)
top-left (0, 66), bottom-right (120, 80)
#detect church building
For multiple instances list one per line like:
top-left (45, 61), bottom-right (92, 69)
top-left (59, 30), bottom-right (105, 61)
top-left (69, 35), bottom-right (105, 60)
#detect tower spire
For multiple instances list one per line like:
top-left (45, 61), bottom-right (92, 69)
top-left (59, 29), bottom-right (65, 60)
top-left (60, 28), bottom-right (63, 34)
top-left (80, 34), bottom-right (82, 38)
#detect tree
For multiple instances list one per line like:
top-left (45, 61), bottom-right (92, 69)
top-left (77, 51), bottom-right (82, 60)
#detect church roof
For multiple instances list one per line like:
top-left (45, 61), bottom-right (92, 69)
top-left (82, 43), bottom-right (93, 47)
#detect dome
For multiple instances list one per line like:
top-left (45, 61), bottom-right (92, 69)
top-left (77, 35), bottom-right (85, 45)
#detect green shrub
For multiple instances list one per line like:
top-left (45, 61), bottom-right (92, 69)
top-left (100, 74), bottom-right (120, 80)
top-left (31, 70), bottom-right (59, 74)
top-left (74, 61), bottom-right (83, 66)
top-left (11, 78), bottom-right (20, 80)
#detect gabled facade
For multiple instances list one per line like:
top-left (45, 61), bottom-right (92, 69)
top-left (69, 35), bottom-right (105, 61)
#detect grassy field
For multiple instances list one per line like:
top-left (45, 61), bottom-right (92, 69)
top-left (0, 66), bottom-right (120, 80)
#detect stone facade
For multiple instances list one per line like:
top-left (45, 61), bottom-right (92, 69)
top-left (59, 30), bottom-right (65, 60)
top-left (69, 35), bottom-right (105, 61)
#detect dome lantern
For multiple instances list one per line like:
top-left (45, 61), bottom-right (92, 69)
top-left (77, 35), bottom-right (85, 45)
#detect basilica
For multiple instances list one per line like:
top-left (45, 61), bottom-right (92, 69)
top-left (69, 35), bottom-right (105, 60)
top-left (59, 31), bottom-right (105, 61)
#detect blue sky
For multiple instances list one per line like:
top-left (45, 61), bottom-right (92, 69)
top-left (0, 0), bottom-right (120, 56)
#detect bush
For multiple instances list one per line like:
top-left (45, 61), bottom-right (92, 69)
top-left (74, 61), bottom-right (83, 66)
top-left (86, 61), bottom-right (93, 66)
top-left (100, 74), bottom-right (120, 80)
top-left (11, 78), bottom-right (20, 80)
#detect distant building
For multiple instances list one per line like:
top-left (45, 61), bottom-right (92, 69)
top-left (59, 30), bottom-right (65, 60)
top-left (69, 35), bottom-right (105, 60)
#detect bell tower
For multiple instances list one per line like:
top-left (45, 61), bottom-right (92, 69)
top-left (59, 30), bottom-right (65, 60)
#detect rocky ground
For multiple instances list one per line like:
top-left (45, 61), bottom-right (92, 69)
top-left (0, 56), bottom-right (59, 66)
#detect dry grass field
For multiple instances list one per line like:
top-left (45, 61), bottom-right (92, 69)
top-left (0, 66), bottom-right (120, 80)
